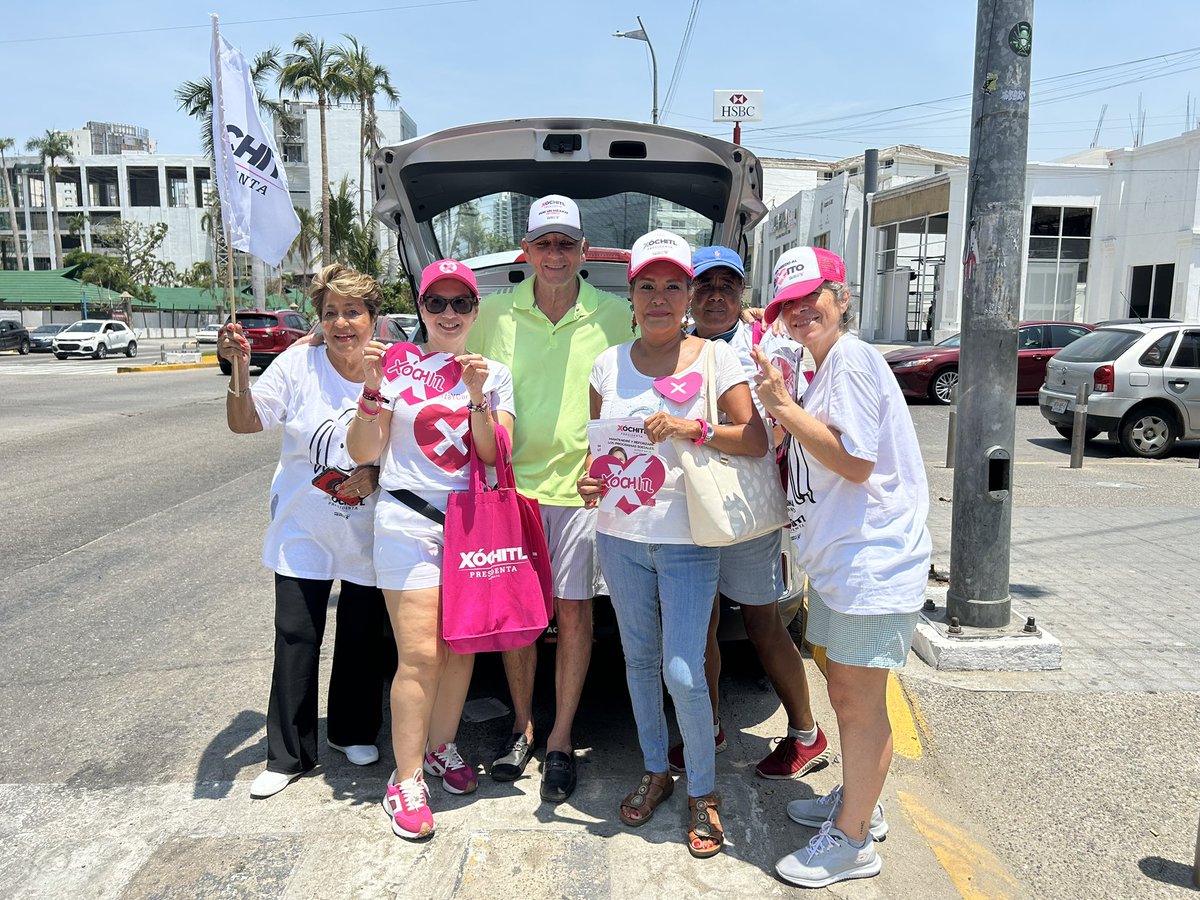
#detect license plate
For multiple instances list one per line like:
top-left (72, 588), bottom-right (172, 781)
top-left (1051, 398), bottom-right (1067, 414)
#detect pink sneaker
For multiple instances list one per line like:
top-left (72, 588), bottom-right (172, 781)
top-left (668, 722), bottom-right (727, 773)
top-left (383, 769), bottom-right (434, 839)
top-left (755, 726), bottom-right (831, 780)
top-left (423, 742), bottom-right (478, 795)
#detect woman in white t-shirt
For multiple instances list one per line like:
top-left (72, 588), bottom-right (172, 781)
top-left (576, 231), bottom-right (768, 860)
top-left (219, 264), bottom-right (395, 801)
top-left (347, 259), bottom-right (515, 841)
top-left (753, 247), bottom-right (932, 890)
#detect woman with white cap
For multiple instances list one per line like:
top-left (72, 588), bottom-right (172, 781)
top-left (347, 258), bottom-right (515, 841)
top-left (577, 230), bottom-right (769, 859)
top-left (752, 246), bottom-right (930, 888)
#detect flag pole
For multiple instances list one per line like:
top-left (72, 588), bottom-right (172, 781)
top-left (211, 14), bottom-right (239, 392)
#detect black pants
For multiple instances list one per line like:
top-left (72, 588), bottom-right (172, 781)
top-left (265, 575), bottom-right (396, 774)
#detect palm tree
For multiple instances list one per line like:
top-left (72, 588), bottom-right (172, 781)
top-left (280, 33), bottom-right (354, 268)
top-left (25, 130), bottom-right (74, 268)
top-left (333, 35), bottom-right (400, 224)
top-left (0, 137), bottom-right (23, 270)
top-left (287, 206), bottom-right (320, 284)
top-left (174, 48), bottom-right (281, 159)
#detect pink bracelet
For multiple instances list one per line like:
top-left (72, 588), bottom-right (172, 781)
top-left (361, 385), bottom-right (385, 404)
top-left (692, 418), bottom-right (710, 445)
top-left (357, 396), bottom-right (380, 416)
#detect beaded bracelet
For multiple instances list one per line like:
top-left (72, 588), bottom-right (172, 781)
top-left (466, 400), bottom-right (489, 413)
top-left (227, 385), bottom-right (251, 397)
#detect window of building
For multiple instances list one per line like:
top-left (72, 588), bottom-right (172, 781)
top-left (282, 143), bottom-right (304, 163)
top-left (127, 168), bottom-right (161, 207)
top-left (28, 179), bottom-right (46, 208)
top-left (874, 213), bottom-right (947, 340)
top-left (1128, 263), bottom-right (1174, 319)
top-left (813, 232), bottom-right (830, 250)
top-left (1025, 205), bottom-right (1091, 321)
top-left (167, 169), bottom-right (189, 208)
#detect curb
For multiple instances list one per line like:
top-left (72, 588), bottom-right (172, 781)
top-left (117, 361), bottom-right (219, 373)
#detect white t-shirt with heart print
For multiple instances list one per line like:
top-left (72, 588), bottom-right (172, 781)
top-left (378, 349), bottom-right (515, 495)
top-left (250, 344), bottom-right (377, 584)
top-left (589, 339), bottom-right (748, 544)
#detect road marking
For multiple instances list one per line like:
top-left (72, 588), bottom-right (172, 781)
top-left (898, 790), bottom-right (1023, 899)
top-left (888, 674), bottom-right (923, 759)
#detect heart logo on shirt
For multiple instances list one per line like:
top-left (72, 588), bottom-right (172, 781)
top-left (588, 453), bottom-right (666, 515)
top-left (414, 404), bottom-right (471, 472)
top-left (653, 371), bottom-right (703, 404)
top-left (381, 342), bottom-right (463, 406)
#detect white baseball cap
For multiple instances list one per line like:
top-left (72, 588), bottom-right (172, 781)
top-left (628, 229), bottom-right (694, 281)
top-left (524, 194), bottom-right (584, 241)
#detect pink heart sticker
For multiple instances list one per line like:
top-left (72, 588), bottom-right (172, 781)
top-left (414, 404), bottom-right (471, 472)
top-left (588, 453), bottom-right (667, 515)
top-left (653, 371), bottom-right (703, 404)
top-left (381, 342), bottom-right (463, 406)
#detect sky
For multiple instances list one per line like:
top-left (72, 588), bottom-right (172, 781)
top-left (6, 0), bottom-right (1200, 164)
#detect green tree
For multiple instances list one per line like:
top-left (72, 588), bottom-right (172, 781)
top-left (280, 33), bottom-right (354, 268)
top-left (378, 277), bottom-right (414, 314)
top-left (94, 220), bottom-right (173, 308)
top-left (24, 129), bottom-right (74, 267)
top-left (0, 136), bottom-right (23, 270)
top-left (333, 35), bottom-right (399, 224)
top-left (287, 205), bottom-right (320, 284)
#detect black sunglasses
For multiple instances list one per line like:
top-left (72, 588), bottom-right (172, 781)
top-left (421, 295), bottom-right (477, 315)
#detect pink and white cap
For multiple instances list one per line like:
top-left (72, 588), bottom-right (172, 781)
top-left (628, 229), bottom-right (694, 281)
top-left (764, 247), bottom-right (847, 325)
top-left (419, 259), bottom-right (478, 296)
top-left (524, 195), bottom-right (584, 241)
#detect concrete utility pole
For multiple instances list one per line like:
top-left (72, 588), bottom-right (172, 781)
top-left (947, 1), bottom-right (1034, 628)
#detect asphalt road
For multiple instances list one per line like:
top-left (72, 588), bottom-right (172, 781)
top-left (1, 353), bottom-right (1197, 898)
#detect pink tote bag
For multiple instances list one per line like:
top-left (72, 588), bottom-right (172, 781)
top-left (441, 426), bottom-right (553, 654)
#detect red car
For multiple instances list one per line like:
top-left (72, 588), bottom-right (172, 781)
top-left (217, 309), bottom-right (311, 376)
top-left (884, 321), bottom-right (1094, 404)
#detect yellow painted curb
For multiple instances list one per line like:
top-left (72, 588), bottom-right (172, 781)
top-left (117, 361), bottom-right (219, 373)
top-left (897, 790), bottom-right (1022, 899)
top-left (888, 674), bottom-right (923, 759)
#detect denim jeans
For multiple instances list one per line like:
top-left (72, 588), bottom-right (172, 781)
top-left (597, 533), bottom-right (720, 797)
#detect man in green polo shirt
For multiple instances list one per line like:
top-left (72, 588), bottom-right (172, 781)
top-left (468, 195), bottom-right (631, 804)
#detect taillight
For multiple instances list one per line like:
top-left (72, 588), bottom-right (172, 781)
top-left (1093, 364), bottom-right (1114, 393)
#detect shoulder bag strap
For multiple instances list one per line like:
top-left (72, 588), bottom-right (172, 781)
top-left (386, 488), bottom-right (446, 526)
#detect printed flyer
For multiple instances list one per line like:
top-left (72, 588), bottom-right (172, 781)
top-left (586, 418), bottom-right (667, 515)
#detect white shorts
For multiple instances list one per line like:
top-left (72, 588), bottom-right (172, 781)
top-left (373, 491), bottom-right (448, 592)
top-left (540, 504), bottom-right (600, 601)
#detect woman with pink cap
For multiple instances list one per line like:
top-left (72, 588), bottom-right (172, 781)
top-left (347, 259), bottom-right (516, 840)
top-left (752, 247), bottom-right (930, 888)
top-left (577, 229), bottom-right (769, 859)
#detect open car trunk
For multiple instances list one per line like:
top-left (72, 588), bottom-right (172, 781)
top-left (372, 117), bottom-right (767, 297)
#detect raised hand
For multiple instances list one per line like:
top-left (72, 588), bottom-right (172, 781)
top-left (752, 345), bottom-right (791, 416)
top-left (361, 339), bottom-right (387, 391)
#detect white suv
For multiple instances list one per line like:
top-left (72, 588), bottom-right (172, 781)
top-left (53, 320), bottom-right (138, 359)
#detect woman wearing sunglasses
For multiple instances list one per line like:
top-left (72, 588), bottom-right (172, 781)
top-left (347, 259), bottom-right (515, 840)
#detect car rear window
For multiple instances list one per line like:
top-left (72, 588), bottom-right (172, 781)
top-left (230, 315), bottom-right (277, 329)
top-left (1054, 329), bottom-right (1141, 363)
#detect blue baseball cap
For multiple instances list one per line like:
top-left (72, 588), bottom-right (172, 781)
top-left (692, 246), bottom-right (745, 279)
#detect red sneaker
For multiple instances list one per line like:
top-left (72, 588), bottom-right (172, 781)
top-left (755, 726), bottom-right (830, 780)
top-left (668, 723), bottom-right (727, 773)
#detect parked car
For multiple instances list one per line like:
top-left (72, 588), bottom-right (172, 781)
top-left (217, 309), bottom-right (310, 375)
top-left (28, 323), bottom-right (66, 352)
top-left (0, 319), bottom-right (31, 354)
top-left (53, 320), bottom-right (137, 359)
top-left (373, 117), bottom-right (795, 640)
top-left (378, 314), bottom-right (411, 342)
top-left (1092, 317), bottom-right (1178, 328)
top-left (884, 321), bottom-right (1094, 404)
top-left (1039, 322), bottom-right (1200, 459)
top-left (195, 322), bottom-right (223, 344)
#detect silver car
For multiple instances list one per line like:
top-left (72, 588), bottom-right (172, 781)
top-left (1039, 322), bottom-right (1200, 458)
top-left (372, 118), bottom-right (797, 640)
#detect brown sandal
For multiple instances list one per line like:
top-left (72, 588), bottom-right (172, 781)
top-left (687, 793), bottom-right (724, 858)
top-left (619, 771), bottom-right (674, 827)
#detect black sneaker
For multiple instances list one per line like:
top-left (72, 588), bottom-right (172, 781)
top-left (539, 750), bottom-right (577, 803)
top-left (490, 733), bottom-right (534, 782)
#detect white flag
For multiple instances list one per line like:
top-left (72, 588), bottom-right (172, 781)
top-left (210, 20), bottom-right (299, 267)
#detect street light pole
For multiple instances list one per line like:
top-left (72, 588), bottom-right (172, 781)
top-left (613, 16), bottom-right (659, 124)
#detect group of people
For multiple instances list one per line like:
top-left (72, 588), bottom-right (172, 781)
top-left (218, 193), bottom-right (930, 888)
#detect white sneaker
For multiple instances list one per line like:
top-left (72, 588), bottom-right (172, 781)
top-left (328, 742), bottom-right (379, 766)
top-left (775, 821), bottom-right (882, 888)
top-left (786, 784), bottom-right (888, 840)
top-left (249, 768), bottom-right (301, 799)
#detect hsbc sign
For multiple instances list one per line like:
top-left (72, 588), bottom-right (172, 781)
top-left (713, 89), bottom-right (763, 122)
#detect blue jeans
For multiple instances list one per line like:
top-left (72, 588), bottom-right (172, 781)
top-left (597, 533), bottom-right (720, 797)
